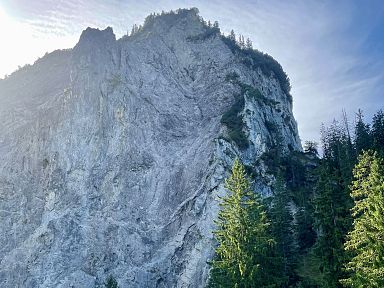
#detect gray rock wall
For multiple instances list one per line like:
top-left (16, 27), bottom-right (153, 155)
top-left (0, 9), bottom-right (301, 288)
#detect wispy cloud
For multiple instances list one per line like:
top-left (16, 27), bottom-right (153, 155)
top-left (0, 0), bottom-right (383, 143)
top-left (201, 0), bottom-right (384, 143)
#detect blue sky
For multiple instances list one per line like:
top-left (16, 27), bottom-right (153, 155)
top-left (0, 0), bottom-right (383, 144)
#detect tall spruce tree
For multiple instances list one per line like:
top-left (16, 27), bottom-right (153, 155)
top-left (229, 29), bottom-right (236, 41)
top-left (310, 121), bottom-right (353, 287)
top-left (245, 38), bottom-right (253, 49)
top-left (354, 110), bottom-right (371, 156)
top-left (312, 163), bottom-right (346, 287)
top-left (371, 110), bottom-right (384, 155)
top-left (269, 173), bottom-right (295, 285)
top-left (341, 151), bottom-right (384, 287)
top-left (208, 159), bottom-right (283, 288)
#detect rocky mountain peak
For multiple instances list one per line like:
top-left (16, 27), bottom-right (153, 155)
top-left (74, 26), bottom-right (116, 59)
top-left (77, 26), bottom-right (115, 46)
top-left (141, 7), bottom-right (202, 31)
top-left (0, 8), bottom-right (301, 288)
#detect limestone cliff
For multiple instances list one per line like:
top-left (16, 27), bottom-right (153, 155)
top-left (0, 8), bottom-right (301, 288)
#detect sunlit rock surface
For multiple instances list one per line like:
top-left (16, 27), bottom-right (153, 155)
top-left (0, 9), bottom-right (300, 288)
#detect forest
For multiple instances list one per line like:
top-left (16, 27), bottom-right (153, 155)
top-left (208, 109), bottom-right (384, 288)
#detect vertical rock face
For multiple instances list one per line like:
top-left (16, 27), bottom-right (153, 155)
top-left (0, 9), bottom-right (301, 288)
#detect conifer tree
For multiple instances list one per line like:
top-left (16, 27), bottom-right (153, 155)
top-left (105, 275), bottom-right (119, 288)
top-left (372, 110), bottom-right (384, 155)
top-left (312, 163), bottom-right (347, 287)
top-left (238, 35), bottom-right (245, 48)
top-left (208, 159), bottom-right (282, 287)
top-left (354, 110), bottom-right (371, 155)
top-left (245, 38), bottom-right (253, 49)
top-left (229, 29), bottom-right (236, 41)
top-left (269, 173), bottom-right (295, 285)
top-left (130, 24), bottom-right (139, 36)
top-left (341, 151), bottom-right (384, 287)
top-left (130, 25), bottom-right (135, 36)
top-left (310, 121), bottom-right (354, 287)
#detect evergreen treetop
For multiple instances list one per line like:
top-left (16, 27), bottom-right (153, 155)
top-left (208, 159), bottom-right (283, 288)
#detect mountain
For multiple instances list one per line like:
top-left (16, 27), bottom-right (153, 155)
top-left (0, 8), bottom-right (301, 287)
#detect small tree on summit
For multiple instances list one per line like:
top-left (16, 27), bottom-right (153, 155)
top-left (130, 24), bottom-right (139, 36)
top-left (238, 35), bottom-right (245, 49)
top-left (245, 38), bottom-right (253, 49)
top-left (229, 29), bottom-right (236, 41)
top-left (208, 159), bottom-right (283, 287)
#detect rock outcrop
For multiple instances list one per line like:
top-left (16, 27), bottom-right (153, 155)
top-left (0, 8), bottom-right (301, 287)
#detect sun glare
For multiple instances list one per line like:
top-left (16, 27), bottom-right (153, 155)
top-left (0, 5), bottom-right (35, 78)
top-left (0, 5), bottom-right (77, 79)
top-left (0, 6), bottom-right (12, 40)
top-left (0, 7), bottom-right (51, 78)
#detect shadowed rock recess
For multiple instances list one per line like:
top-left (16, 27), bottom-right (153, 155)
top-left (0, 8), bottom-right (301, 288)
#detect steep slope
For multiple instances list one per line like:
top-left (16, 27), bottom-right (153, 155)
top-left (0, 8), bottom-right (301, 288)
